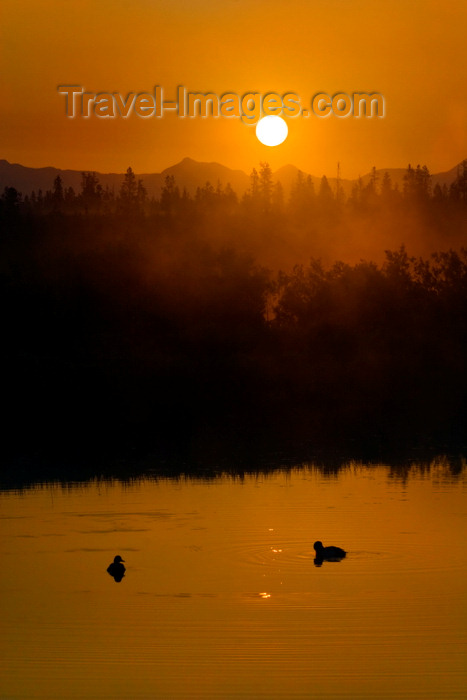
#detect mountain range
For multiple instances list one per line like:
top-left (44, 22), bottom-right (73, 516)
top-left (0, 157), bottom-right (464, 200)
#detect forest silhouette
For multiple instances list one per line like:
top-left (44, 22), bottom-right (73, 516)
top-left (1, 162), bottom-right (466, 478)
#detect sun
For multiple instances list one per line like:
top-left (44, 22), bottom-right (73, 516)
top-left (256, 115), bottom-right (288, 146)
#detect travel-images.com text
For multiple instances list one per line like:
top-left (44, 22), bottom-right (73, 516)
top-left (58, 86), bottom-right (385, 124)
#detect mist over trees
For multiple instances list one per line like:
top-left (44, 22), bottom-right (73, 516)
top-left (3, 160), bottom-right (467, 269)
top-left (1, 162), bottom-right (466, 472)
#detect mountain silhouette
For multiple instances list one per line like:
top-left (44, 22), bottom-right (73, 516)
top-left (159, 157), bottom-right (249, 196)
top-left (273, 164), bottom-right (355, 197)
top-left (0, 157), bottom-right (464, 200)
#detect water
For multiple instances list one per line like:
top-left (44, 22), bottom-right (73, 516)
top-left (1, 461), bottom-right (466, 699)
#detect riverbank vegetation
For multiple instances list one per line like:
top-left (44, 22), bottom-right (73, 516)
top-left (1, 163), bottom-right (466, 476)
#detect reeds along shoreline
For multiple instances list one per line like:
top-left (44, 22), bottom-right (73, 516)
top-left (1, 171), bottom-right (466, 474)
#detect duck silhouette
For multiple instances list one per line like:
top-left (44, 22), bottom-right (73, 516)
top-left (107, 555), bottom-right (126, 582)
top-left (313, 541), bottom-right (346, 566)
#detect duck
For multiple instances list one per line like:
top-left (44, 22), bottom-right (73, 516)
top-left (313, 541), bottom-right (346, 559)
top-left (107, 555), bottom-right (126, 581)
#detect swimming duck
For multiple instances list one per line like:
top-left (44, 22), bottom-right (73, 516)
top-left (107, 555), bottom-right (126, 581)
top-left (313, 541), bottom-right (346, 559)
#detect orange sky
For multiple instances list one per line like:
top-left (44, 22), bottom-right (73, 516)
top-left (2, 0), bottom-right (466, 178)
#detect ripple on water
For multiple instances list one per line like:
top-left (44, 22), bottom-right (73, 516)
top-left (211, 533), bottom-right (466, 581)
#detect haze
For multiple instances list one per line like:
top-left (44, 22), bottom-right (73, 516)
top-left (2, 0), bottom-right (466, 177)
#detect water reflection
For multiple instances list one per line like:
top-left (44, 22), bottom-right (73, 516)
top-left (1, 452), bottom-right (465, 492)
top-left (1, 462), bottom-right (466, 700)
top-left (314, 556), bottom-right (344, 567)
top-left (107, 555), bottom-right (126, 582)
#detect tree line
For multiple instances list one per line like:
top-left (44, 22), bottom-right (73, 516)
top-left (2, 161), bottom-right (467, 219)
top-left (0, 168), bottom-right (466, 468)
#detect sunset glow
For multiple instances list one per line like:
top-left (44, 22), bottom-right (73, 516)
top-left (2, 0), bottom-right (466, 176)
top-left (1, 2), bottom-right (467, 698)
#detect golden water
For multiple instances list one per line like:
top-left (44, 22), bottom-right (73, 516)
top-left (1, 462), bottom-right (466, 698)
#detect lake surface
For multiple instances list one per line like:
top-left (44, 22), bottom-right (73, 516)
top-left (1, 461), bottom-right (466, 699)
